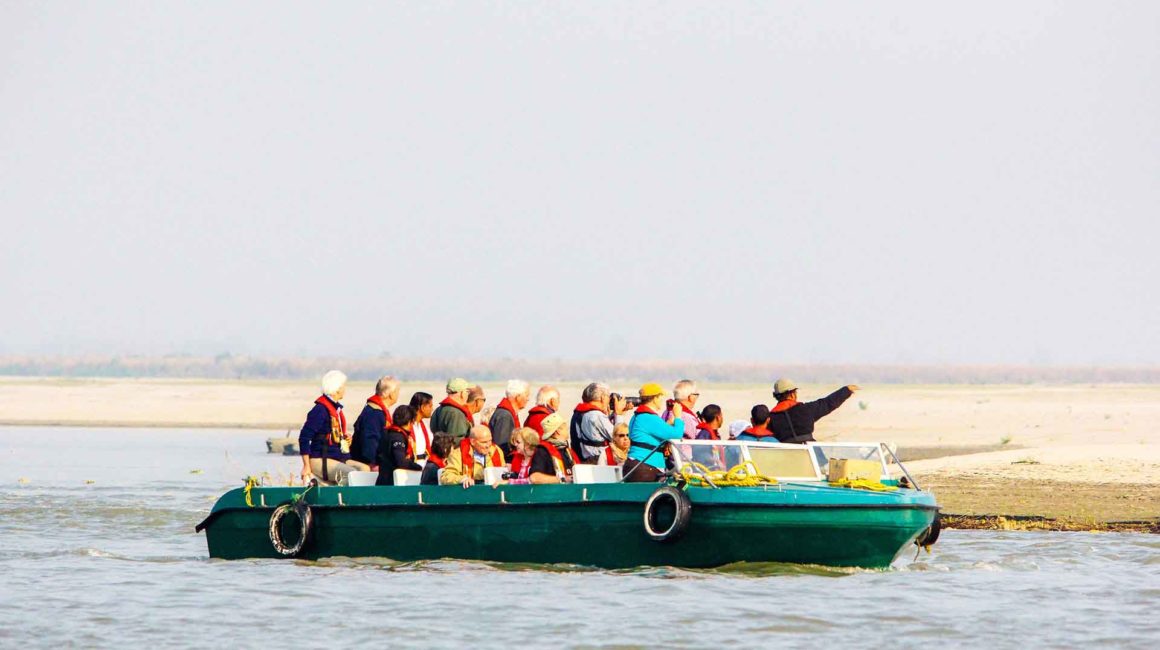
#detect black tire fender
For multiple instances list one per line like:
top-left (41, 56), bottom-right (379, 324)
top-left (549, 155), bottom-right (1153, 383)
top-left (917, 511), bottom-right (942, 547)
top-left (269, 501), bottom-right (313, 557)
top-left (643, 485), bottom-right (692, 543)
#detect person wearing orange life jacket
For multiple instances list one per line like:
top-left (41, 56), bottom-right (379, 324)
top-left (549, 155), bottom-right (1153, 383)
top-left (624, 383), bottom-right (686, 483)
top-left (494, 427), bottom-right (541, 486)
top-left (466, 385), bottom-right (486, 422)
top-left (529, 413), bottom-right (580, 483)
top-left (736, 404), bottom-right (775, 441)
top-left (693, 404), bottom-right (727, 468)
top-left (408, 392), bottom-right (435, 459)
top-left (299, 370), bottom-right (361, 485)
top-left (601, 423), bottom-right (630, 466)
top-left (767, 378), bottom-right (861, 444)
top-left (489, 380), bottom-right (529, 458)
top-left (524, 385), bottom-right (560, 435)
top-left (375, 405), bottom-right (424, 485)
top-left (351, 375), bottom-right (400, 469)
top-left (420, 432), bottom-right (455, 486)
top-left (440, 425), bottom-right (506, 488)
top-left (570, 382), bottom-right (618, 463)
top-left (431, 378), bottom-right (475, 442)
top-left (661, 379), bottom-right (701, 439)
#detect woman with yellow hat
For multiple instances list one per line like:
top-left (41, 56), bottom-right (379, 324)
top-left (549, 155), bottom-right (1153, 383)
top-left (623, 382), bottom-right (686, 482)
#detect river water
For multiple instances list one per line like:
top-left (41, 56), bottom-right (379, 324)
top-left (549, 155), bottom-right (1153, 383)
top-left (1, 427), bottom-right (1156, 648)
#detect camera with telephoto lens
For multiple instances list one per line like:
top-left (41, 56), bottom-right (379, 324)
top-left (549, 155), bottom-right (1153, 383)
top-left (610, 392), bottom-right (640, 409)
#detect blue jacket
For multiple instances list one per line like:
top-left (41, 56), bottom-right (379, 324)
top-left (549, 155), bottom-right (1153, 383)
top-left (627, 410), bottom-right (685, 470)
top-left (351, 403), bottom-right (387, 465)
top-left (298, 396), bottom-right (350, 461)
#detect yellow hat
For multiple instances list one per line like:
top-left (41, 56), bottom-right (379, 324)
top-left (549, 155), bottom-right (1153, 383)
top-left (638, 382), bottom-right (665, 399)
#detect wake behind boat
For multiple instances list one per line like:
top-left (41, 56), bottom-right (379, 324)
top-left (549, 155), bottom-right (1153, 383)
top-left (197, 441), bottom-right (940, 569)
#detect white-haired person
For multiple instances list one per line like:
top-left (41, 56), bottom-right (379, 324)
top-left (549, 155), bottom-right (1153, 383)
top-left (299, 370), bottom-right (362, 485)
top-left (489, 379), bottom-right (529, 457)
top-left (351, 375), bottom-right (400, 469)
top-left (524, 385), bottom-right (560, 434)
top-left (661, 379), bottom-right (701, 439)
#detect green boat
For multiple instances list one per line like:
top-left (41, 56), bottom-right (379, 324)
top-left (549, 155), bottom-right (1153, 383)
top-left (197, 441), bottom-right (940, 569)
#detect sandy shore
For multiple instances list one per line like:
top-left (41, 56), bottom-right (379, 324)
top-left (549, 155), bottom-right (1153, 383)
top-left (2, 377), bottom-right (1157, 527)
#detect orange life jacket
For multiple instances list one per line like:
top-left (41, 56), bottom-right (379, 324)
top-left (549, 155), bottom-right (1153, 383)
top-left (366, 395), bottom-right (394, 427)
top-left (315, 396), bottom-right (346, 445)
top-left (460, 438), bottom-right (502, 476)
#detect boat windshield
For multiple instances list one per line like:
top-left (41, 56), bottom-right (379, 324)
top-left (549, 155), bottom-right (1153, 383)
top-left (669, 440), bottom-right (823, 481)
top-left (805, 442), bottom-right (892, 480)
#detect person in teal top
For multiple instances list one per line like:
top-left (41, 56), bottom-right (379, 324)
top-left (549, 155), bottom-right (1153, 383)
top-left (624, 382), bottom-right (686, 482)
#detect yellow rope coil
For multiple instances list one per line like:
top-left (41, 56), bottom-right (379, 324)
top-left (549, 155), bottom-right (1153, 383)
top-left (828, 478), bottom-right (898, 492)
top-left (681, 461), bottom-right (779, 488)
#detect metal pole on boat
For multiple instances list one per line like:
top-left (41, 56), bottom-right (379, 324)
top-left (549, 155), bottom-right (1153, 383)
top-left (882, 443), bottom-right (922, 490)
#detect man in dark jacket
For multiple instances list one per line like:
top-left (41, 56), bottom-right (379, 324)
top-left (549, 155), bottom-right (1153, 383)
top-left (351, 375), bottom-right (400, 468)
top-left (488, 379), bottom-right (529, 457)
top-left (432, 377), bottom-right (474, 441)
top-left (767, 378), bottom-right (860, 444)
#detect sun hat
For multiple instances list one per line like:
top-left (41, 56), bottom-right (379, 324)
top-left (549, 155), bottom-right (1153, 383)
top-left (540, 412), bottom-right (565, 438)
top-left (728, 420), bottom-right (749, 439)
top-left (446, 377), bottom-right (471, 393)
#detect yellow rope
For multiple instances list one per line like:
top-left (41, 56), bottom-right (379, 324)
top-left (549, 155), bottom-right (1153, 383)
top-left (828, 478), bottom-right (898, 491)
top-left (680, 461), bottom-right (778, 488)
top-left (243, 475), bottom-right (259, 507)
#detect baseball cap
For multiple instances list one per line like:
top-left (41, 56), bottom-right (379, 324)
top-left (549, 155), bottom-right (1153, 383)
top-left (773, 378), bottom-right (797, 394)
top-left (638, 382), bottom-right (665, 399)
top-left (446, 377), bottom-right (471, 393)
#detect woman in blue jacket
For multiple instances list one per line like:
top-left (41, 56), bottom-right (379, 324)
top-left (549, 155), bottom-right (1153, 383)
top-left (624, 382), bottom-right (686, 483)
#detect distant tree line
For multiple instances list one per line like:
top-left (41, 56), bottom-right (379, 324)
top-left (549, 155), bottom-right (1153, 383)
top-left (1, 355), bottom-right (1158, 384)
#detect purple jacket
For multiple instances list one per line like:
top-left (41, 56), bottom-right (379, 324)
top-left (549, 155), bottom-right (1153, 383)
top-left (661, 403), bottom-right (700, 439)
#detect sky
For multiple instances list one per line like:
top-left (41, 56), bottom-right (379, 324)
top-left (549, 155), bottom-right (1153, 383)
top-left (1, 2), bottom-right (1158, 365)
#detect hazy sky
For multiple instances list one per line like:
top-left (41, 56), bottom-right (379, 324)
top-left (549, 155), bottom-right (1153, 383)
top-left (2, 2), bottom-right (1158, 365)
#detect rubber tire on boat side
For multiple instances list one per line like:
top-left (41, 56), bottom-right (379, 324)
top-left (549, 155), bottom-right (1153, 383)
top-left (268, 501), bottom-right (313, 557)
top-left (643, 486), bottom-right (692, 543)
top-left (916, 511), bottom-right (942, 547)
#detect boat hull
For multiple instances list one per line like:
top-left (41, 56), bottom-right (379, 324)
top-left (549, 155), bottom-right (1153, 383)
top-left (199, 483), bottom-right (937, 569)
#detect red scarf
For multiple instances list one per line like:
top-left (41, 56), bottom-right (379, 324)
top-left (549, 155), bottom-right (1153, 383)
top-left (525, 405), bottom-right (554, 433)
top-left (742, 425), bottom-right (774, 438)
top-left (410, 419), bottom-right (431, 454)
top-left (634, 405), bottom-right (657, 416)
top-left (772, 398), bottom-right (798, 414)
top-left (366, 395), bottom-right (394, 427)
top-left (496, 398), bottom-right (522, 428)
top-left (696, 422), bottom-right (721, 440)
top-left (388, 425), bottom-right (414, 460)
top-left (440, 396), bottom-right (475, 424)
top-left (510, 452), bottom-right (532, 478)
top-left (574, 402), bottom-right (603, 414)
top-left (428, 453), bottom-right (446, 469)
top-left (460, 438), bottom-right (502, 475)
top-left (314, 396), bottom-right (346, 444)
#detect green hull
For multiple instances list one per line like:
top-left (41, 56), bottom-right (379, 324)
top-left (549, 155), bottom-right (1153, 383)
top-left (198, 483), bottom-right (938, 569)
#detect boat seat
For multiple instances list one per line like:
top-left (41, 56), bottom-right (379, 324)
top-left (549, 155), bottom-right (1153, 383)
top-left (392, 469), bottom-right (423, 486)
top-left (483, 466), bottom-right (507, 486)
top-left (573, 464), bottom-right (622, 484)
top-left (347, 471), bottom-right (379, 487)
